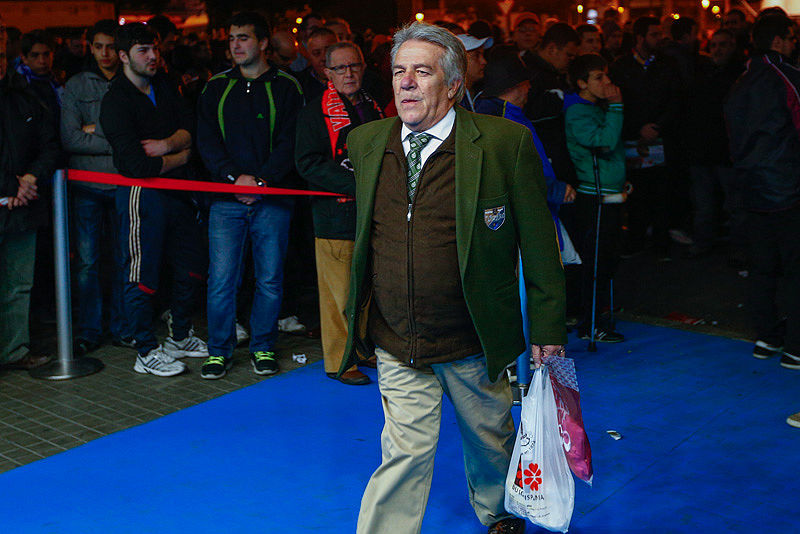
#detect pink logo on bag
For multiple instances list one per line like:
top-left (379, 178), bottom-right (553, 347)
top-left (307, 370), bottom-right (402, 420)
top-left (523, 463), bottom-right (542, 491)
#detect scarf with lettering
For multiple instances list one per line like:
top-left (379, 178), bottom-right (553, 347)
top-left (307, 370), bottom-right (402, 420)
top-left (321, 80), bottom-right (384, 164)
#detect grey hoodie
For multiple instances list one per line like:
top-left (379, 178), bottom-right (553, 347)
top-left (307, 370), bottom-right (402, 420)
top-left (60, 67), bottom-right (117, 189)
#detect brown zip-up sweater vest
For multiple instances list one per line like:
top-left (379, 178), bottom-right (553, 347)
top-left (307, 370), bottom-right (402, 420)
top-left (367, 120), bottom-right (482, 367)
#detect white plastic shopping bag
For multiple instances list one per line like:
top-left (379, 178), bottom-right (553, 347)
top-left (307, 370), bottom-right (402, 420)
top-left (505, 366), bottom-right (575, 532)
top-left (557, 219), bottom-right (581, 265)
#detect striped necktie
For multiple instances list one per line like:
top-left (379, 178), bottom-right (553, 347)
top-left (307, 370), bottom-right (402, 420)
top-left (406, 132), bottom-right (433, 201)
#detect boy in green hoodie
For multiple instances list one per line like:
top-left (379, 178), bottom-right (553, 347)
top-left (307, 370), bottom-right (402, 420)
top-left (565, 53), bottom-right (627, 342)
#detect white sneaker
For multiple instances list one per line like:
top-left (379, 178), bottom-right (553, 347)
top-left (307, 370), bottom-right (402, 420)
top-left (161, 309), bottom-right (174, 337)
top-left (236, 322), bottom-right (249, 346)
top-left (134, 346), bottom-right (186, 377)
top-left (164, 333), bottom-right (209, 359)
top-left (277, 315), bottom-right (306, 333)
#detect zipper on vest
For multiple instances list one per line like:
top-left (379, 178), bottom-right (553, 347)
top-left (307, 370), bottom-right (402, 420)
top-left (407, 197), bottom-right (416, 367)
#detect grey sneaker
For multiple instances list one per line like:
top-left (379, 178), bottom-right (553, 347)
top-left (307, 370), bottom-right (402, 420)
top-left (235, 322), bottom-right (249, 346)
top-left (164, 333), bottom-right (209, 359)
top-left (134, 346), bottom-right (186, 377)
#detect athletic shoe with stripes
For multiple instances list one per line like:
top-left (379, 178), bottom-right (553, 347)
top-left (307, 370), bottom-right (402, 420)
top-left (164, 333), bottom-right (209, 359)
top-left (780, 352), bottom-right (800, 370)
top-left (251, 351), bottom-right (279, 375)
top-left (235, 322), bottom-right (249, 346)
top-left (134, 346), bottom-right (187, 377)
top-left (752, 340), bottom-right (783, 359)
top-left (579, 328), bottom-right (625, 343)
top-left (201, 356), bottom-right (232, 380)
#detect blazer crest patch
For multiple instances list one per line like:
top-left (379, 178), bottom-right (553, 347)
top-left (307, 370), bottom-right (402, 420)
top-left (484, 205), bottom-right (506, 231)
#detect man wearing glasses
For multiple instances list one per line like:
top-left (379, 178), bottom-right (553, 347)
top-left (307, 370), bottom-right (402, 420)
top-left (295, 41), bottom-right (384, 385)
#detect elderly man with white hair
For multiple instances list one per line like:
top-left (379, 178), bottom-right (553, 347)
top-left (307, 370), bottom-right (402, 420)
top-left (341, 22), bottom-right (567, 534)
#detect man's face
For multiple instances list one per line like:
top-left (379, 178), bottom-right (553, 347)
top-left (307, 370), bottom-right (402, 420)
top-left (307, 34), bottom-right (337, 79)
top-left (709, 33), bottom-right (735, 65)
top-left (606, 29), bottom-right (623, 51)
top-left (641, 24), bottom-right (663, 54)
top-left (161, 32), bottom-right (178, 55)
top-left (325, 46), bottom-right (364, 99)
top-left (68, 38), bottom-right (85, 57)
top-left (269, 33), bottom-right (297, 70)
top-left (392, 39), bottom-right (457, 132)
top-left (328, 23), bottom-right (350, 42)
top-left (229, 24), bottom-right (266, 67)
top-left (723, 13), bottom-right (747, 35)
top-left (122, 43), bottom-right (159, 78)
top-left (548, 41), bottom-right (578, 73)
top-left (580, 68), bottom-right (612, 101)
top-left (92, 33), bottom-right (118, 71)
top-left (579, 31), bottom-right (602, 55)
top-left (0, 40), bottom-right (7, 81)
top-left (465, 47), bottom-right (486, 85)
top-left (775, 26), bottom-right (797, 58)
top-left (513, 21), bottom-right (540, 52)
top-left (23, 43), bottom-right (53, 77)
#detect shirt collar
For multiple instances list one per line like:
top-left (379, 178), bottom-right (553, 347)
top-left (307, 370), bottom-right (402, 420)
top-left (401, 106), bottom-right (456, 142)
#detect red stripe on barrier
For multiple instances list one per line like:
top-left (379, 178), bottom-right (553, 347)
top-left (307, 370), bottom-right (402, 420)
top-left (66, 169), bottom-right (347, 198)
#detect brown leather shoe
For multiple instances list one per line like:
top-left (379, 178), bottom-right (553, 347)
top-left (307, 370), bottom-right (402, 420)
top-left (488, 518), bottom-right (525, 533)
top-left (2, 354), bottom-right (51, 370)
top-left (326, 369), bottom-right (371, 385)
top-left (360, 356), bottom-right (377, 369)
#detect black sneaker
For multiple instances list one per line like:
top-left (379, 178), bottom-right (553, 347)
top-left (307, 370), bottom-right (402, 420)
top-left (73, 338), bottom-right (101, 357)
top-left (251, 351), bottom-right (279, 375)
top-left (579, 328), bottom-right (625, 343)
top-left (753, 341), bottom-right (783, 359)
top-left (780, 352), bottom-right (800, 370)
top-left (201, 356), bottom-right (232, 379)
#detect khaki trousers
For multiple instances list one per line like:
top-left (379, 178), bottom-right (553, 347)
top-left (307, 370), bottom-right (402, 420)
top-left (357, 347), bottom-right (516, 533)
top-left (314, 238), bottom-right (355, 373)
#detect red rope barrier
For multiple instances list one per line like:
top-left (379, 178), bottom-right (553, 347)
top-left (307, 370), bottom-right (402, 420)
top-left (66, 169), bottom-right (346, 198)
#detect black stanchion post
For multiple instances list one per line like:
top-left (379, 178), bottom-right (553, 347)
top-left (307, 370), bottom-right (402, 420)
top-left (30, 170), bottom-right (104, 380)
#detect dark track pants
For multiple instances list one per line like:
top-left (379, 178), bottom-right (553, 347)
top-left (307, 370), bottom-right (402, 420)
top-left (116, 186), bottom-right (204, 356)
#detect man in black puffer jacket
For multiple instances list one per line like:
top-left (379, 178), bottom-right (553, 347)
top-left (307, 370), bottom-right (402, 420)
top-left (725, 13), bottom-right (800, 369)
top-left (0, 39), bottom-right (60, 370)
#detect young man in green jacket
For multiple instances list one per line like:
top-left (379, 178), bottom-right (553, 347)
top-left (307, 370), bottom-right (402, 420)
top-left (565, 53), bottom-right (627, 342)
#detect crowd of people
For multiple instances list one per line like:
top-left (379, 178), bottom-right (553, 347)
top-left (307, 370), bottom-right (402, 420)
top-left (0, 7), bottom-right (798, 419)
top-left (2, 5), bottom-right (800, 532)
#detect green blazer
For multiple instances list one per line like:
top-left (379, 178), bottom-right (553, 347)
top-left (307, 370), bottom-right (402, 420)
top-left (340, 105), bottom-right (566, 380)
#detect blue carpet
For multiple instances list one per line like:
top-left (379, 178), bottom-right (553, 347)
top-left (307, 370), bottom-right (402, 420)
top-left (0, 322), bottom-right (797, 533)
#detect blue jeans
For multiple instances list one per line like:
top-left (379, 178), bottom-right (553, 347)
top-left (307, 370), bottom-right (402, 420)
top-left (207, 199), bottom-right (294, 357)
top-left (72, 186), bottom-right (130, 343)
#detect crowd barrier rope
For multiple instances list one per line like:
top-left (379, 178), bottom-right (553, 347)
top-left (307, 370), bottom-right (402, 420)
top-left (31, 169), bottom-right (347, 381)
top-left (66, 169), bottom-right (348, 198)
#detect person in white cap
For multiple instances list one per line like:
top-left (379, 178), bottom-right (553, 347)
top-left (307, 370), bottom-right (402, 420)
top-left (456, 33), bottom-right (492, 111)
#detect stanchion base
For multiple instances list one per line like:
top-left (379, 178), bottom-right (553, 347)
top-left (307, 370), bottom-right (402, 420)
top-left (29, 357), bottom-right (104, 380)
top-left (511, 381), bottom-right (529, 406)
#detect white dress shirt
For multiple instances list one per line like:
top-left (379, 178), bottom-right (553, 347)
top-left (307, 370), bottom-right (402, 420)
top-left (400, 106), bottom-right (456, 169)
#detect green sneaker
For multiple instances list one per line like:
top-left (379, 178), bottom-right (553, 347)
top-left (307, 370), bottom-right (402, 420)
top-left (201, 355), bottom-right (232, 380)
top-left (251, 351), bottom-right (279, 376)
